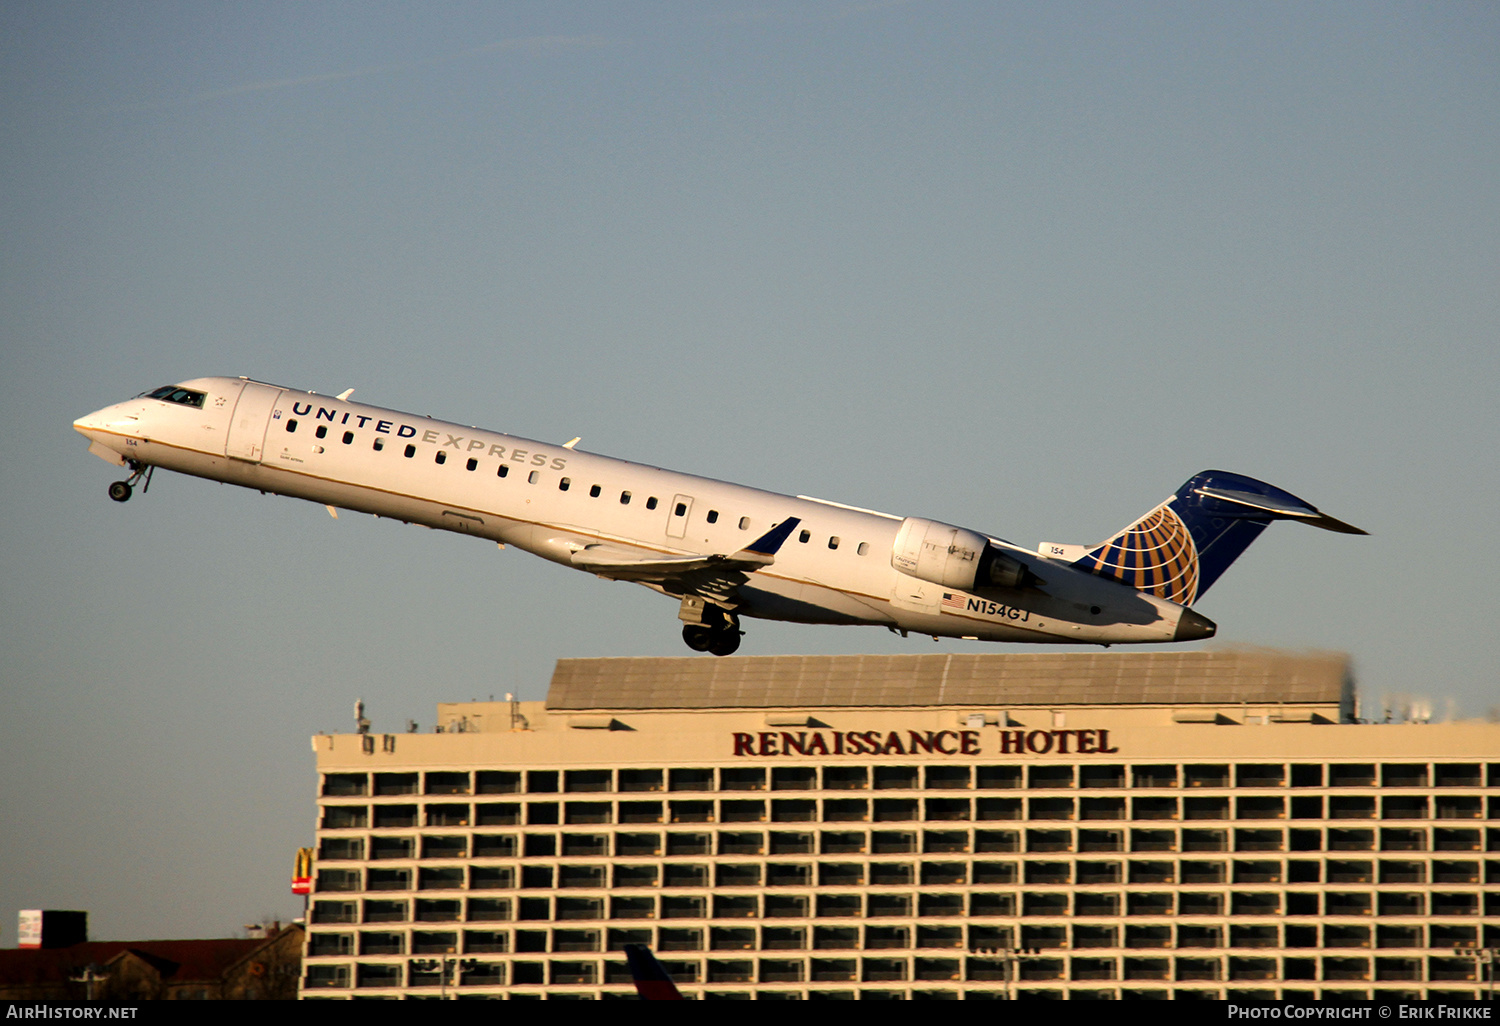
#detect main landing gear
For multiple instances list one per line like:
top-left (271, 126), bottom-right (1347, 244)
top-left (108, 462), bottom-right (153, 503)
top-left (678, 598), bottom-right (743, 656)
top-left (682, 622), bottom-right (742, 657)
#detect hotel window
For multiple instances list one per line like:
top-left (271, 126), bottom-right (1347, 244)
top-left (367, 867), bottom-right (410, 890)
top-left (873, 831), bottom-right (917, 853)
top-left (1028, 765), bottom-right (1073, 789)
top-left (772, 767), bottom-right (816, 791)
top-left (1184, 765), bottom-right (1229, 788)
top-left (466, 898), bottom-right (511, 922)
top-left (474, 803), bottom-right (519, 826)
top-left (870, 863), bottom-right (914, 886)
top-left (614, 833), bottom-right (661, 857)
top-left (1236, 764), bottom-right (1286, 788)
top-left (418, 867), bottom-right (464, 890)
top-left (369, 804), bottom-right (417, 828)
top-left (922, 830), bottom-right (968, 854)
top-left (1133, 765), bottom-right (1178, 788)
top-left (926, 765), bottom-right (971, 789)
top-left (669, 768), bottom-right (714, 792)
top-left (823, 766), bottom-right (868, 791)
top-left (666, 833), bottom-right (711, 856)
top-left (874, 766), bottom-right (918, 790)
top-left (471, 864), bottom-right (513, 888)
top-left (764, 895), bottom-right (808, 918)
top-left (363, 899), bottom-right (408, 923)
top-left (559, 834), bottom-right (605, 857)
top-left (322, 805), bottom-right (367, 829)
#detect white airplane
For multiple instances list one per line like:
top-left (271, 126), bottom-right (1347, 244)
top-left (74, 377), bottom-right (1365, 656)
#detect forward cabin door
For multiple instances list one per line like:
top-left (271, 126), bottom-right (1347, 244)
top-left (225, 382), bottom-right (284, 463)
top-left (666, 494), bottom-right (694, 539)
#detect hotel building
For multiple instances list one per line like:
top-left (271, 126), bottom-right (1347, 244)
top-left (300, 650), bottom-right (1500, 999)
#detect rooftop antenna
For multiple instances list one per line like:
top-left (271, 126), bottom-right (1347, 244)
top-left (354, 699), bottom-right (371, 735)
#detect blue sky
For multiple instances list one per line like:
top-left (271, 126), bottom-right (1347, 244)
top-left (2, 1), bottom-right (1497, 942)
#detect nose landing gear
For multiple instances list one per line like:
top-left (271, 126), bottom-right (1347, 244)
top-left (108, 462), bottom-right (153, 503)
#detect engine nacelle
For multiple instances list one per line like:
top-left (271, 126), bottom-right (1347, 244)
top-left (892, 517), bottom-right (1038, 592)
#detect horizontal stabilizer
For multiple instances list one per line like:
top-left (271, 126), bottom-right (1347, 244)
top-left (1194, 486), bottom-right (1367, 535)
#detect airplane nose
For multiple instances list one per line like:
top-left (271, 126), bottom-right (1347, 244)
top-left (74, 402), bottom-right (138, 437)
top-left (73, 410), bottom-right (106, 435)
top-left (1174, 608), bottom-right (1217, 642)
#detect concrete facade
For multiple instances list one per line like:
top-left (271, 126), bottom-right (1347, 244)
top-left (300, 651), bottom-right (1500, 999)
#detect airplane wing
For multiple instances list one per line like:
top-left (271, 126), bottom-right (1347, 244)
top-left (570, 518), bottom-right (801, 589)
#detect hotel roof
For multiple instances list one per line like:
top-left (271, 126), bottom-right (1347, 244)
top-left (545, 649), bottom-right (1351, 712)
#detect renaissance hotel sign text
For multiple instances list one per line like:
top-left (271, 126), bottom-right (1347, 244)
top-left (730, 728), bottom-right (1121, 758)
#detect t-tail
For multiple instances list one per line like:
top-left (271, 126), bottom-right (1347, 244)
top-left (1064, 470), bottom-right (1366, 607)
top-left (625, 944), bottom-right (684, 1000)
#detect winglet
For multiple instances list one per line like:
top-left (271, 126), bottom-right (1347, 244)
top-left (624, 944), bottom-right (684, 1000)
top-left (732, 517), bottom-right (801, 566)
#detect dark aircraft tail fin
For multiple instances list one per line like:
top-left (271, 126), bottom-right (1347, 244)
top-left (1070, 471), bottom-right (1366, 606)
top-left (625, 944), bottom-right (684, 1000)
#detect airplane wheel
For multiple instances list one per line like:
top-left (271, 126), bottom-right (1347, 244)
top-left (682, 625), bottom-right (713, 652)
top-left (708, 631), bottom-right (741, 657)
top-left (108, 481), bottom-right (133, 503)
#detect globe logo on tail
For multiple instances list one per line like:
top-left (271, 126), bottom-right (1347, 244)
top-left (1074, 503), bottom-right (1200, 606)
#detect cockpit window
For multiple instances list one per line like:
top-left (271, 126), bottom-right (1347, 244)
top-left (139, 385), bottom-right (206, 408)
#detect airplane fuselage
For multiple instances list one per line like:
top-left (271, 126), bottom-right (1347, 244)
top-left (75, 376), bottom-right (1217, 651)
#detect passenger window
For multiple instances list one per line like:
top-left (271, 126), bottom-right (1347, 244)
top-left (828, 537), bottom-right (839, 550)
top-left (621, 492), bottom-right (631, 505)
top-left (497, 465), bottom-right (509, 478)
top-left (559, 478), bottom-right (571, 492)
top-left (315, 425), bottom-right (328, 439)
top-left (707, 510), bottom-right (719, 524)
top-left (466, 458), bottom-right (478, 471)
top-left (372, 438), bottom-right (384, 452)
top-left (798, 530), bottom-right (811, 544)
top-left (286, 420), bottom-right (298, 433)
top-left (858, 542), bottom-right (869, 556)
top-left (647, 497), bottom-right (659, 510)
top-left (435, 451), bottom-right (447, 465)
top-left (675, 503), bottom-right (687, 517)
top-left (404, 444), bottom-right (416, 458)
top-left (528, 471), bottom-right (540, 484)
top-left (590, 485), bottom-right (601, 498)
top-left (739, 517), bottom-right (751, 530)
top-left (342, 431), bottom-right (354, 445)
